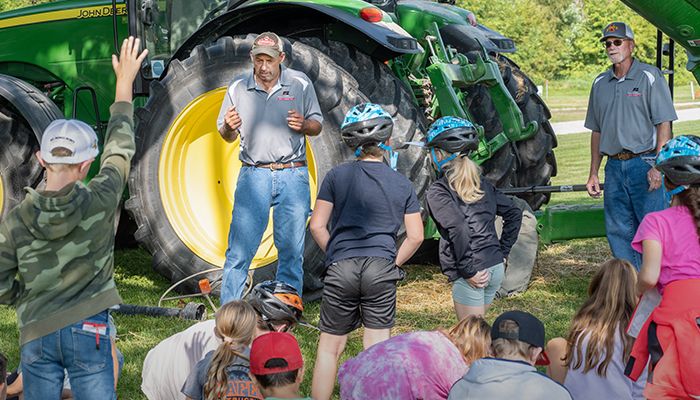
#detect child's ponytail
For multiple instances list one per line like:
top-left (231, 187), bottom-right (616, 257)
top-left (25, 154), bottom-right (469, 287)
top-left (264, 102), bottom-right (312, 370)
top-left (204, 301), bottom-right (257, 400)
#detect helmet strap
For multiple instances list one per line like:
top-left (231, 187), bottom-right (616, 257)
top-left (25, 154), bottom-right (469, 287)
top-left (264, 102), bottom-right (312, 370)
top-left (355, 143), bottom-right (397, 171)
top-left (665, 181), bottom-right (689, 203)
top-left (431, 148), bottom-right (456, 174)
top-left (379, 143), bottom-right (398, 170)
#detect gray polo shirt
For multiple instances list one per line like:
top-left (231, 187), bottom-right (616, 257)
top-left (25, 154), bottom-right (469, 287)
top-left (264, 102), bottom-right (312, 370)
top-left (584, 59), bottom-right (677, 155)
top-left (216, 66), bottom-right (323, 164)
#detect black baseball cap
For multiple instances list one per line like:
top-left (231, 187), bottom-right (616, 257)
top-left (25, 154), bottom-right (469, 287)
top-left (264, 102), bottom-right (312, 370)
top-left (492, 310), bottom-right (550, 365)
top-left (600, 22), bottom-right (635, 42)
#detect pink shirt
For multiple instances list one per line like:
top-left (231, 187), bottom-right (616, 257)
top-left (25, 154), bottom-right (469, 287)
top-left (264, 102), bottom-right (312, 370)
top-left (632, 206), bottom-right (700, 293)
top-left (338, 331), bottom-right (468, 400)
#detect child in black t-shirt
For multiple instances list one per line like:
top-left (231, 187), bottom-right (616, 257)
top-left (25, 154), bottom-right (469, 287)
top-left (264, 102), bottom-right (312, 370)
top-left (308, 103), bottom-right (424, 400)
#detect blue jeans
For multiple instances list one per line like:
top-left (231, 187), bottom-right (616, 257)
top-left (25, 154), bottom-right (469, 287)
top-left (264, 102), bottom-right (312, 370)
top-left (21, 310), bottom-right (115, 400)
top-left (221, 165), bottom-right (310, 303)
top-left (604, 154), bottom-right (665, 269)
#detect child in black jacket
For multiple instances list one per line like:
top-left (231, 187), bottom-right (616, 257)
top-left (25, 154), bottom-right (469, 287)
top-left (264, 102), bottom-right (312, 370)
top-left (422, 117), bottom-right (521, 320)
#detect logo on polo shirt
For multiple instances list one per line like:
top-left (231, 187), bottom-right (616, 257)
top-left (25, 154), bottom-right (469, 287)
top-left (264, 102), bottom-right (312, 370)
top-left (278, 90), bottom-right (295, 101)
top-left (626, 87), bottom-right (641, 97)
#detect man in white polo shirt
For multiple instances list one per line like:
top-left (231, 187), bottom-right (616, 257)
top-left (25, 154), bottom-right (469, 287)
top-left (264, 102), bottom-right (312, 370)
top-left (216, 32), bottom-right (323, 303)
top-left (585, 22), bottom-right (677, 269)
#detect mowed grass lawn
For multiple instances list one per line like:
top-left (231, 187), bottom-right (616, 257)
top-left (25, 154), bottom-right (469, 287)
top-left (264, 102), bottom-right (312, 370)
top-left (546, 80), bottom-right (699, 123)
top-left (2, 126), bottom-right (700, 398)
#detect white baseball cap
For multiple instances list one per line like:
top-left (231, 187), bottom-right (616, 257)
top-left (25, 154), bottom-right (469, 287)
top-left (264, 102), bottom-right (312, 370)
top-left (40, 119), bottom-right (99, 164)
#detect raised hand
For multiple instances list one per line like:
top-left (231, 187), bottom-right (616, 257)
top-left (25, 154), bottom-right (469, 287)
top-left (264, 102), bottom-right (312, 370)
top-left (112, 36), bottom-right (149, 103)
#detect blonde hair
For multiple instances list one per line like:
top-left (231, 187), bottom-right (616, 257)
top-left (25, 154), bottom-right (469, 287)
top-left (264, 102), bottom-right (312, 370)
top-left (491, 320), bottom-right (533, 360)
top-left (442, 315), bottom-right (491, 364)
top-left (204, 301), bottom-right (258, 400)
top-left (444, 155), bottom-right (484, 203)
top-left (564, 259), bottom-right (637, 377)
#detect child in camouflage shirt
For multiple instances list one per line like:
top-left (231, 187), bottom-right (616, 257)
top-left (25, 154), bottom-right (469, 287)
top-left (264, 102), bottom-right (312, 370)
top-left (0, 36), bottom-right (147, 399)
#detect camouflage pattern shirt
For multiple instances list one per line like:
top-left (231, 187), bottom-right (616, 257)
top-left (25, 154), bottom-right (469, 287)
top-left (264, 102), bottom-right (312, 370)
top-left (0, 102), bottom-right (135, 345)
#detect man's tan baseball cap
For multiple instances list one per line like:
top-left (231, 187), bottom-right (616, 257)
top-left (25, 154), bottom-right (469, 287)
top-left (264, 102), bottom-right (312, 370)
top-left (251, 32), bottom-right (283, 57)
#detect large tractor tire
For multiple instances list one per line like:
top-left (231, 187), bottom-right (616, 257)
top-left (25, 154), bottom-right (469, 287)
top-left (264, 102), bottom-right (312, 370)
top-left (127, 35), bottom-right (428, 299)
top-left (304, 38), bottom-right (556, 210)
top-left (469, 55), bottom-right (557, 210)
top-left (0, 75), bottom-right (62, 220)
top-left (298, 38), bottom-right (430, 201)
top-left (462, 55), bottom-right (557, 210)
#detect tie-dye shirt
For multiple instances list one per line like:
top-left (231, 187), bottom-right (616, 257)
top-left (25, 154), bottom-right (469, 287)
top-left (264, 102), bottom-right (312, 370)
top-left (338, 330), bottom-right (468, 400)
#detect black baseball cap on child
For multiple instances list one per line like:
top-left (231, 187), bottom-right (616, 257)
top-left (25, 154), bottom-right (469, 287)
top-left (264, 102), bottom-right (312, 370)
top-left (492, 310), bottom-right (550, 365)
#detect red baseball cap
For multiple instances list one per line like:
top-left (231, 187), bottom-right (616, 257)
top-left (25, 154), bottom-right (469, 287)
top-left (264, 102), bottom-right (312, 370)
top-left (250, 332), bottom-right (304, 375)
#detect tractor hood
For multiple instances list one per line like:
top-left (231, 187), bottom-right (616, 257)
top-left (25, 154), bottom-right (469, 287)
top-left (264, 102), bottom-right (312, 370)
top-left (170, 1), bottom-right (422, 65)
top-left (395, 0), bottom-right (516, 53)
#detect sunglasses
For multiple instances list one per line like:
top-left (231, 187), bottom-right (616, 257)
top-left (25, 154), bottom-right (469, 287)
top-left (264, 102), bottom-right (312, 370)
top-left (604, 39), bottom-right (626, 48)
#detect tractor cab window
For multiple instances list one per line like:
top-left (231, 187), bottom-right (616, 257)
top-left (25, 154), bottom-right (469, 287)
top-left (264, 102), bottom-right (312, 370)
top-left (364, 0), bottom-right (396, 13)
top-left (136, 0), bottom-right (229, 78)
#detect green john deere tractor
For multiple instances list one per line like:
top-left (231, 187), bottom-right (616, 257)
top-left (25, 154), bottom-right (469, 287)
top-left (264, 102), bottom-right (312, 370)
top-left (0, 0), bottom-right (557, 296)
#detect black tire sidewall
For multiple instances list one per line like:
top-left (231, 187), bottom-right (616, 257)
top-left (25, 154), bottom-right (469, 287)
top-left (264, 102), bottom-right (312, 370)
top-left (0, 75), bottom-right (61, 219)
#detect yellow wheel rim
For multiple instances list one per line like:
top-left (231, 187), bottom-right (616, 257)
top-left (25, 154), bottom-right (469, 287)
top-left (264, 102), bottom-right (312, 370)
top-left (159, 88), bottom-right (318, 269)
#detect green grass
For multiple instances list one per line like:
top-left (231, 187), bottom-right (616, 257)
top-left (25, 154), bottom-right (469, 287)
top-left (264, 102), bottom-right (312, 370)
top-left (544, 80), bottom-right (700, 123)
top-left (0, 241), bottom-right (608, 399)
top-left (2, 112), bottom-right (699, 398)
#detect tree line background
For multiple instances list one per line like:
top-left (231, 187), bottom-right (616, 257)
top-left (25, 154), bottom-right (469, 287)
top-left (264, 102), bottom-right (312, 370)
top-left (458, 0), bottom-right (694, 88)
top-left (1, 0), bottom-right (695, 89)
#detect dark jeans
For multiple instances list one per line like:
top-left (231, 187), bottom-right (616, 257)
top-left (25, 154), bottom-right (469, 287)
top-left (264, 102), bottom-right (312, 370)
top-left (604, 154), bottom-right (665, 269)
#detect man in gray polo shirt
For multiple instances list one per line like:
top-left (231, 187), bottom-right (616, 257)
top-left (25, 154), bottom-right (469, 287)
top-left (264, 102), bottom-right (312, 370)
top-left (585, 22), bottom-right (677, 269)
top-left (216, 32), bottom-right (323, 303)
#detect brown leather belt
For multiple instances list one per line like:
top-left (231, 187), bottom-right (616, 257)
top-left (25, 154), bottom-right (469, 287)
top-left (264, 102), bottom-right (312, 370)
top-left (608, 150), bottom-right (650, 161)
top-left (243, 161), bottom-right (306, 170)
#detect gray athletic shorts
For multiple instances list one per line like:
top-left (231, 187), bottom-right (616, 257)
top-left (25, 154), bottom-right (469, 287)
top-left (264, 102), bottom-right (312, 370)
top-left (319, 256), bottom-right (405, 335)
top-left (452, 263), bottom-right (505, 306)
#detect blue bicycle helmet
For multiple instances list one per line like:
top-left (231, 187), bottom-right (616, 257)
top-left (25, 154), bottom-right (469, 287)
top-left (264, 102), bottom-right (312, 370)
top-left (340, 103), bottom-right (394, 149)
top-left (424, 116), bottom-right (478, 172)
top-left (656, 135), bottom-right (700, 186)
top-left (425, 116), bottom-right (479, 154)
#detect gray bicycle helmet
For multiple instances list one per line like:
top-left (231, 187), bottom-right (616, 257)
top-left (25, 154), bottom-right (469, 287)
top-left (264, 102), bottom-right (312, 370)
top-left (340, 103), bottom-right (394, 149)
top-left (246, 280), bottom-right (303, 326)
top-left (425, 116), bottom-right (479, 154)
